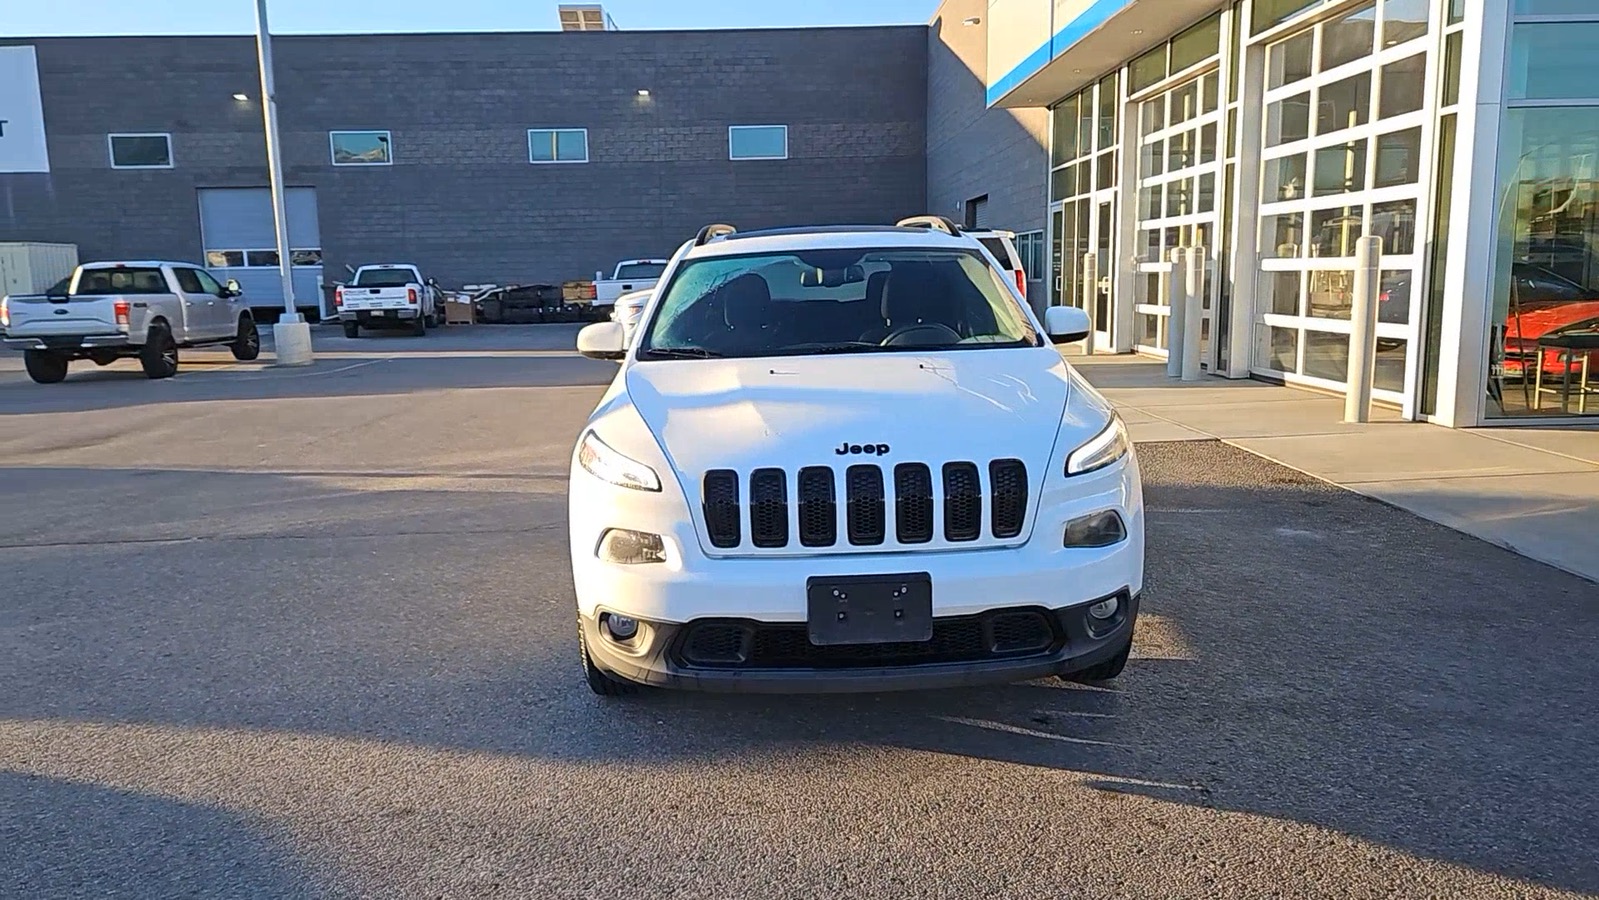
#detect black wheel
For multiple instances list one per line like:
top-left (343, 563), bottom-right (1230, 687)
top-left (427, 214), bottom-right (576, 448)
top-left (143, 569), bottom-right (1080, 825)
top-left (1063, 637), bottom-right (1131, 684)
top-left (23, 350), bottom-right (69, 384)
top-left (231, 316), bottom-right (261, 361)
top-left (411, 313), bottom-right (427, 337)
top-left (580, 627), bottom-right (638, 697)
top-left (425, 312), bottom-right (439, 328)
top-left (343, 320), bottom-right (360, 339)
top-left (139, 325), bottom-right (178, 379)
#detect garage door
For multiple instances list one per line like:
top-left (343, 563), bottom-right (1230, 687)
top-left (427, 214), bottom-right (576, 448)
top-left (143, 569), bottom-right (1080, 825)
top-left (198, 188), bottom-right (325, 317)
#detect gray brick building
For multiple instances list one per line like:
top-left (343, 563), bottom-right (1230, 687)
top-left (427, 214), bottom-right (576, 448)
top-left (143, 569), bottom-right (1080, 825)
top-left (0, 27), bottom-right (928, 313)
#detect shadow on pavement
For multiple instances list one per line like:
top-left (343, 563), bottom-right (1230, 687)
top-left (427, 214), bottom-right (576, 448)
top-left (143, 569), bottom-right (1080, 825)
top-left (0, 772), bottom-right (323, 899)
top-left (1, 444), bottom-right (1596, 894)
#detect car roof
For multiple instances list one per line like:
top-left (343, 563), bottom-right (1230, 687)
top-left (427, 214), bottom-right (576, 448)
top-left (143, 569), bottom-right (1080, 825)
top-left (688, 226), bottom-right (980, 259)
top-left (81, 260), bottom-right (197, 269)
top-left (357, 263), bottom-right (419, 269)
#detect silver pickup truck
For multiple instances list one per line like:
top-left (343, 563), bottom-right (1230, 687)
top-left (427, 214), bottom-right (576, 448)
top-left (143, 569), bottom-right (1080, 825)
top-left (1, 260), bottom-right (260, 384)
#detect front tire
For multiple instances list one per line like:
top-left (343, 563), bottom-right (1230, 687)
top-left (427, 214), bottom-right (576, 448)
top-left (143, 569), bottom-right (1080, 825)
top-left (23, 350), bottom-right (69, 384)
top-left (1063, 637), bottom-right (1131, 684)
top-left (411, 313), bottom-right (427, 337)
top-left (580, 627), bottom-right (638, 697)
top-left (231, 316), bottom-right (261, 361)
top-left (139, 325), bottom-right (179, 379)
top-left (343, 320), bottom-right (360, 339)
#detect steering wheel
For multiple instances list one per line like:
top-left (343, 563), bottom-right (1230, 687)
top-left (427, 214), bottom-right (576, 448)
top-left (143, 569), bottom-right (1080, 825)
top-left (881, 322), bottom-right (962, 347)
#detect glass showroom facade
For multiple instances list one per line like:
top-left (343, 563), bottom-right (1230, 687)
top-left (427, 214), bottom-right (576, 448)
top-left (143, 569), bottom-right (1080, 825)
top-left (993, 0), bottom-right (1596, 425)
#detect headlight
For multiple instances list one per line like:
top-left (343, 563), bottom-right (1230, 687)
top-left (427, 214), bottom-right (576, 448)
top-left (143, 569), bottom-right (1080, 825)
top-left (1065, 414), bottom-right (1129, 476)
top-left (577, 430), bottom-right (661, 492)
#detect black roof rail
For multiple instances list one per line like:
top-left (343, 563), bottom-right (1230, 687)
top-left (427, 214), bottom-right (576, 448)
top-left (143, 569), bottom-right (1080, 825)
top-left (895, 215), bottom-right (963, 236)
top-left (695, 223), bottom-right (737, 246)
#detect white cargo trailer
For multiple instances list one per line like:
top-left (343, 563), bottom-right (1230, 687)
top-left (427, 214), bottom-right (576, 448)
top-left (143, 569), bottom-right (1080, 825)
top-left (0, 242), bottom-right (80, 296)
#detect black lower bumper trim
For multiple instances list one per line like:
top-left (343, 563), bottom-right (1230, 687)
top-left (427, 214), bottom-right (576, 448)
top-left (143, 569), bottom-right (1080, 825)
top-left (579, 591), bottom-right (1138, 694)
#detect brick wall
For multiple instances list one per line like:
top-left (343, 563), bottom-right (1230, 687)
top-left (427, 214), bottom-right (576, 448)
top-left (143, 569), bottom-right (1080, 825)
top-left (0, 28), bottom-right (927, 288)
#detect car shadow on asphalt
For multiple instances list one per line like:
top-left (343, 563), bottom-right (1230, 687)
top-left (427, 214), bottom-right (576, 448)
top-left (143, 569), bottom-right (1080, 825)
top-left (1, 444), bottom-right (1596, 894)
top-left (0, 772), bottom-right (324, 899)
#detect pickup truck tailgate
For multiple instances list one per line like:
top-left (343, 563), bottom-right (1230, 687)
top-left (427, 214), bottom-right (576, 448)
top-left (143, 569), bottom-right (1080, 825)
top-left (342, 287), bottom-right (415, 310)
top-left (4, 296), bottom-right (123, 337)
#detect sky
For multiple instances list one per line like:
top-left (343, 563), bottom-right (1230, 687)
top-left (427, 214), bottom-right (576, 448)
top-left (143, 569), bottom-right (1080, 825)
top-left (4, 0), bottom-right (940, 36)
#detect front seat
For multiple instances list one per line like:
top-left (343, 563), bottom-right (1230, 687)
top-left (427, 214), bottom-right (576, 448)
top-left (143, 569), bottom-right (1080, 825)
top-left (715, 272), bottom-right (775, 354)
top-left (864, 264), bottom-right (950, 344)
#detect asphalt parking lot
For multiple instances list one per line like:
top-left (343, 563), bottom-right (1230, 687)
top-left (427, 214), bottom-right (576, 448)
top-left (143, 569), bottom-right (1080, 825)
top-left (2, 326), bottom-right (1596, 899)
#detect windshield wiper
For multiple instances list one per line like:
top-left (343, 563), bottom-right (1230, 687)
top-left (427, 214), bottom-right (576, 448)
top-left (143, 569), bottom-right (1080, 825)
top-left (781, 342), bottom-right (883, 355)
top-left (641, 347), bottom-right (725, 360)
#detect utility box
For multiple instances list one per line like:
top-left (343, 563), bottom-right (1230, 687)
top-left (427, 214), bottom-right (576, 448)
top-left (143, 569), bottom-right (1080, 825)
top-left (0, 242), bottom-right (79, 296)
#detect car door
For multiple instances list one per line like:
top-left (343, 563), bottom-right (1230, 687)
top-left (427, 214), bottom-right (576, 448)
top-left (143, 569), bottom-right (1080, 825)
top-left (190, 267), bottom-right (239, 338)
top-left (169, 266), bottom-right (221, 340)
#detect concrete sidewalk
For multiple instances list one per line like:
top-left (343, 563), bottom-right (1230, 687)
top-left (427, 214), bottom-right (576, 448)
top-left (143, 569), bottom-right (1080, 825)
top-left (1075, 355), bottom-right (1599, 584)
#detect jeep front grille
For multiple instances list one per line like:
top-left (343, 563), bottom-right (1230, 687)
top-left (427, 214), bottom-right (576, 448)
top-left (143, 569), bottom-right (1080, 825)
top-left (699, 460), bottom-right (1029, 553)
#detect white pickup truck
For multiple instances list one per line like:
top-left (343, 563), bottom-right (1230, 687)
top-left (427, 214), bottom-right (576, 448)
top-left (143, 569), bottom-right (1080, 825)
top-left (2, 260), bottom-right (260, 383)
top-left (335, 264), bottom-right (442, 337)
top-left (592, 259), bottom-right (668, 310)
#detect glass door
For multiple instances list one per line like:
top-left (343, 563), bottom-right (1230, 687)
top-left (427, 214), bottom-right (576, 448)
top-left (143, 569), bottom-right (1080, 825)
top-left (1092, 200), bottom-right (1115, 348)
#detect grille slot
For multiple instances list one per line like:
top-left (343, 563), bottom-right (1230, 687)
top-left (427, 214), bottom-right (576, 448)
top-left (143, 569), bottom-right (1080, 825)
top-left (989, 459), bottom-right (1028, 539)
top-left (894, 463), bottom-right (935, 544)
top-left (845, 465), bottom-right (886, 546)
top-left (797, 467), bottom-right (837, 548)
top-left (942, 462), bottom-right (982, 542)
top-left (681, 624), bottom-right (750, 665)
top-left (702, 470), bottom-right (741, 549)
top-left (988, 611), bottom-right (1053, 654)
top-left (749, 468), bottom-right (789, 548)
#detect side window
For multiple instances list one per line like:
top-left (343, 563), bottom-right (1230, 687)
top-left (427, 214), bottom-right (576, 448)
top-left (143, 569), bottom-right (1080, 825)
top-left (192, 268), bottom-right (225, 295)
top-left (172, 268), bottom-right (205, 294)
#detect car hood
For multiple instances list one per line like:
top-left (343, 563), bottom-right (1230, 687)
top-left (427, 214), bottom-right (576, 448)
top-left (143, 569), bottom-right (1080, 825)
top-left (623, 348), bottom-right (1094, 484)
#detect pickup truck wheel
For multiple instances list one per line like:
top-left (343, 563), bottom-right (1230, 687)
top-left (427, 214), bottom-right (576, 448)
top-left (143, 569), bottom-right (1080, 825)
top-left (579, 627), bottom-right (638, 697)
top-left (1062, 636), bottom-right (1132, 684)
top-left (411, 313), bottom-right (427, 337)
top-left (425, 312), bottom-right (439, 328)
top-left (23, 350), bottom-right (69, 384)
top-left (231, 317), bottom-right (261, 361)
top-left (140, 326), bottom-right (179, 380)
top-left (343, 320), bottom-right (360, 339)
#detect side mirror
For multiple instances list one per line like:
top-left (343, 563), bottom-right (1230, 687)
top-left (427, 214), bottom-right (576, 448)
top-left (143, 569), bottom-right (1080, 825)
top-left (225, 278), bottom-right (243, 297)
top-left (577, 321), bottom-right (627, 360)
top-left (426, 277), bottom-right (438, 287)
top-left (1044, 305), bottom-right (1091, 345)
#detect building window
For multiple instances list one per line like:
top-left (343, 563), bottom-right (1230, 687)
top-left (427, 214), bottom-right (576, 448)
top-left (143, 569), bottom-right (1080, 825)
top-left (330, 131), bottom-right (392, 166)
top-left (108, 133), bottom-right (172, 169)
top-left (1016, 231), bottom-right (1046, 281)
top-left (729, 125), bottom-right (788, 160)
top-left (205, 249), bottom-right (323, 268)
top-left (529, 128), bottom-right (589, 163)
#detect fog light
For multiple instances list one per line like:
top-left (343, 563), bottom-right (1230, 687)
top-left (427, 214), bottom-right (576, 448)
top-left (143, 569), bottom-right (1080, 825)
top-left (597, 529), bottom-right (667, 565)
top-left (1087, 597), bottom-right (1119, 620)
top-left (602, 613), bottom-right (639, 641)
top-left (1064, 510), bottom-right (1127, 548)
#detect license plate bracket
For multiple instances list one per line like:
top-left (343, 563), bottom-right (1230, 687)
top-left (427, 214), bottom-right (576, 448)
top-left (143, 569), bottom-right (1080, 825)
top-left (806, 573), bottom-right (933, 646)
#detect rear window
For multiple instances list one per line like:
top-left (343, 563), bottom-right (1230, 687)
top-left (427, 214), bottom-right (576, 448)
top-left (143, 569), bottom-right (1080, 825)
top-left (977, 238), bottom-right (1017, 268)
top-left (639, 247), bottom-right (1038, 360)
top-left (74, 267), bottom-right (169, 295)
top-left (615, 263), bottom-right (667, 281)
top-left (353, 269), bottom-right (418, 287)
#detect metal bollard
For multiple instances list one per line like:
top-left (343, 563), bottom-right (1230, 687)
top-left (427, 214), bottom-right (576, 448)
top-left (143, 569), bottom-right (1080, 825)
top-left (1081, 252), bottom-right (1098, 356)
top-left (1181, 247), bottom-right (1205, 382)
top-left (1344, 235), bottom-right (1383, 423)
top-left (1165, 249), bottom-right (1186, 378)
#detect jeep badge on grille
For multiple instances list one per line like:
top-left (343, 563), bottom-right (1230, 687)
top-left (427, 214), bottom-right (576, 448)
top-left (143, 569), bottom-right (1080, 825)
top-left (836, 442), bottom-right (890, 456)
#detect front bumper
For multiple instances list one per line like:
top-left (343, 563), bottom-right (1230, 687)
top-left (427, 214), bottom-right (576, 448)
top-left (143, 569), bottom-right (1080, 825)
top-left (581, 591), bottom-right (1138, 693)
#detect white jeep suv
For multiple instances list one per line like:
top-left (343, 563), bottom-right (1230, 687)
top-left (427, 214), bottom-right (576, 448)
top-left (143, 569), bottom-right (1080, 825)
top-left (571, 218), bottom-right (1143, 695)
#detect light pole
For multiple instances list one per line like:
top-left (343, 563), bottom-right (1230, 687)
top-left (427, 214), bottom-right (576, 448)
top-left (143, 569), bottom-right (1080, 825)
top-left (255, 0), bottom-right (313, 365)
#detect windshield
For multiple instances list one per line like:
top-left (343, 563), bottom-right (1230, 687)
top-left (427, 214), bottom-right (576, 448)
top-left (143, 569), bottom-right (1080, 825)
top-left (615, 262), bottom-right (667, 281)
top-left (353, 269), bottom-right (418, 287)
top-left (637, 248), bottom-right (1038, 360)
